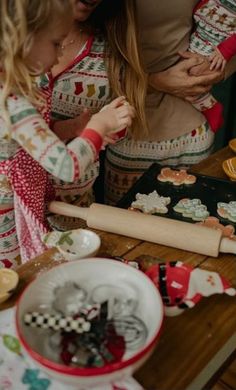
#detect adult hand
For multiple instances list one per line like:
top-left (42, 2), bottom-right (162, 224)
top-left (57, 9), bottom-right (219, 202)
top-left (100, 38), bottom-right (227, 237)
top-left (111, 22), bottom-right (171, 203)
top-left (180, 51), bottom-right (225, 78)
top-left (53, 109), bottom-right (91, 140)
top-left (74, 108), bottom-right (91, 136)
top-left (149, 53), bottom-right (224, 99)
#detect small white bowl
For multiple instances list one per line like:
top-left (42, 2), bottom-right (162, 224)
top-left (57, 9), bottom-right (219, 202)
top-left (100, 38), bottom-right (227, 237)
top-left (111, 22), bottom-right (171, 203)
top-left (16, 259), bottom-right (163, 387)
top-left (44, 229), bottom-right (101, 260)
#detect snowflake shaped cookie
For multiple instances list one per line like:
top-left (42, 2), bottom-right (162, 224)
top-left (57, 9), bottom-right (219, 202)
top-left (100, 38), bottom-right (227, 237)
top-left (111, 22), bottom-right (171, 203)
top-left (217, 201), bottom-right (236, 222)
top-left (173, 198), bottom-right (209, 221)
top-left (131, 190), bottom-right (171, 214)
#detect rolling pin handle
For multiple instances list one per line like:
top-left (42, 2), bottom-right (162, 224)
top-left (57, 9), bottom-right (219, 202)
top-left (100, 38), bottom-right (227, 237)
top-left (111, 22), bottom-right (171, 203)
top-left (48, 201), bottom-right (89, 221)
top-left (219, 237), bottom-right (236, 254)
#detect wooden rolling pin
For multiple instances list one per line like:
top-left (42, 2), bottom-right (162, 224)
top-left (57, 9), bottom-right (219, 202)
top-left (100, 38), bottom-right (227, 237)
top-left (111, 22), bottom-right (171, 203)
top-left (48, 201), bottom-right (236, 257)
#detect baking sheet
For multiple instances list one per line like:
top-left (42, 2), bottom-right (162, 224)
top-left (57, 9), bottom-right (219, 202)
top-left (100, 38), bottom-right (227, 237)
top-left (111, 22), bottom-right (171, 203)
top-left (117, 163), bottom-right (236, 227)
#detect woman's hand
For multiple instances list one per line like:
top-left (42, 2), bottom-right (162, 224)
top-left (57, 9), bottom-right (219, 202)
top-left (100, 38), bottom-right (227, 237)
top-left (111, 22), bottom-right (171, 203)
top-left (53, 109), bottom-right (91, 140)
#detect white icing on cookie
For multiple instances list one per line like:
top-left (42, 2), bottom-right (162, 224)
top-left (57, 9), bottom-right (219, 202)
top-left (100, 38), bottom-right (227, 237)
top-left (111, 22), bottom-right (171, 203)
top-left (131, 190), bottom-right (171, 214)
top-left (217, 201), bottom-right (236, 222)
top-left (173, 198), bottom-right (209, 221)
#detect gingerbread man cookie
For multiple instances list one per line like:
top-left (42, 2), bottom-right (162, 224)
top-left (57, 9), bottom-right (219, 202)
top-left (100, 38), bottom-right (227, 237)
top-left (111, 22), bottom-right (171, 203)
top-left (217, 201), bottom-right (236, 223)
top-left (157, 167), bottom-right (196, 186)
top-left (173, 198), bottom-right (209, 221)
top-left (131, 190), bottom-right (171, 214)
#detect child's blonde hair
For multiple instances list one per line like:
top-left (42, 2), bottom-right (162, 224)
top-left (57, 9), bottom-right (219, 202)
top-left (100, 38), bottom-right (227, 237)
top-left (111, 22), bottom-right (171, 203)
top-left (0, 0), bottom-right (71, 124)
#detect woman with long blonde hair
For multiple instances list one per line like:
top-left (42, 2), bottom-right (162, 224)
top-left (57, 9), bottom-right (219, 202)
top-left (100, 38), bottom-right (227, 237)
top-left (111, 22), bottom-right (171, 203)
top-left (42, 0), bottom-right (147, 229)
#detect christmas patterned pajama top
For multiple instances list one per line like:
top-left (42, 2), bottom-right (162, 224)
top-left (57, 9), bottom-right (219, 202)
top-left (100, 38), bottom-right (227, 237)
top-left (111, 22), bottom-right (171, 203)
top-left (0, 89), bottom-right (103, 268)
top-left (40, 35), bottom-right (111, 230)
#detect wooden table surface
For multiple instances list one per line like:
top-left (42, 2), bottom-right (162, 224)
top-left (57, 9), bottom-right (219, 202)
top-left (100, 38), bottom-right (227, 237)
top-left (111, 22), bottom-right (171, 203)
top-left (1, 146), bottom-right (236, 390)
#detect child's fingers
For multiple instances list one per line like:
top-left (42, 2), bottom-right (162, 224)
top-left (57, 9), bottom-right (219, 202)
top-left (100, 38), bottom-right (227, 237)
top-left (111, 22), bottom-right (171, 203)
top-left (112, 112), bottom-right (133, 131)
top-left (103, 134), bottom-right (118, 145)
top-left (209, 56), bottom-right (218, 70)
top-left (213, 57), bottom-right (224, 71)
top-left (216, 58), bottom-right (222, 70)
top-left (211, 57), bottom-right (221, 70)
top-left (116, 105), bottom-right (136, 118)
top-left (221, 60), bottom-right (226, 72)
top-left (118, 115), bottom-right (133, 128)
top-left (108, 96), bottom-right (126, 108)
top-left (124, 106), bottom-right (136, 119)
top-left (125, 117), bottom-right (133, 128)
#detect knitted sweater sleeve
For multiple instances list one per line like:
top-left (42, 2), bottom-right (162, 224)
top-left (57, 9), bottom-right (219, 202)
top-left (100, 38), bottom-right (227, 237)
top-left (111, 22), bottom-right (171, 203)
top-left (7, 94), bottom-right (103, 183)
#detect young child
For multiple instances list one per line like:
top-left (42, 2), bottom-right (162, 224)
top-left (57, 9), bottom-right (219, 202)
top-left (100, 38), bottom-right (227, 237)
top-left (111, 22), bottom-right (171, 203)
top-left (188, 0), bottom-right (236, 132)
top-left (0, 0), bottom-right (134, 268)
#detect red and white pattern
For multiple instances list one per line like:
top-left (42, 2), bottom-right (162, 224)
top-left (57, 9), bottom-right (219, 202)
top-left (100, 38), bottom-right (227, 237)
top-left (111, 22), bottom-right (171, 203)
top-left (0, 124), bottom-right (55, 263)
top-left (0, 308), bottom-right (144, 390)
top-left (145, 261), bottom-right (236, 316)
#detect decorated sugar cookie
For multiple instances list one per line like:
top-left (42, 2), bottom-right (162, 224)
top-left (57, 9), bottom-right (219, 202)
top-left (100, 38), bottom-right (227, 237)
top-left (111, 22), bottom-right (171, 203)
top-left (131, 190), bottom-right (171, 214)
top-left (173, 198), bottom-right (209, 221)
top-left (217, 201), bottom-right (236, 222)
top-left (157, 167), bottom-right (196, 186)
top-left (198, 216), bottom-right (236, 239)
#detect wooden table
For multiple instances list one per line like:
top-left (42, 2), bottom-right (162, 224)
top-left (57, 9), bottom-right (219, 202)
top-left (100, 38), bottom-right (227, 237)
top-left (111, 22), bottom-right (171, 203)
top-left (1, 147), bottom-right (236, 390)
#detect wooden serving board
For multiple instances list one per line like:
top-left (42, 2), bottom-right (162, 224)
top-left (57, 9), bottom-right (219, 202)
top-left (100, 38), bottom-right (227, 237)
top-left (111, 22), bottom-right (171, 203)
top-left (117, 163), bottom-right (236, 227)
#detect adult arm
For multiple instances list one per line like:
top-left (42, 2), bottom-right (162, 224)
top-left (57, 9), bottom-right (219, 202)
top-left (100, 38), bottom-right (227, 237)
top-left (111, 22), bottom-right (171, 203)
top-left (52, 109), bottom-right (91, 140)
top-left (149, 55), bottom-right (224, 99)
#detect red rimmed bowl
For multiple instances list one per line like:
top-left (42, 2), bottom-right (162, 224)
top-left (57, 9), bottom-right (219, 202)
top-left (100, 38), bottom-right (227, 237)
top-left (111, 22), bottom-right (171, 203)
top-left (15, 258), bottom-right (163, 387)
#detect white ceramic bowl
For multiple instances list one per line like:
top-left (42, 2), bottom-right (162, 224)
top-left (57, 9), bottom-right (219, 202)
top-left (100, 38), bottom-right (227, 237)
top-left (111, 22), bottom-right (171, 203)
top-left (44, 229), bottom-right (101, 260)
top-left (16, 258), bottom-right (163, 387)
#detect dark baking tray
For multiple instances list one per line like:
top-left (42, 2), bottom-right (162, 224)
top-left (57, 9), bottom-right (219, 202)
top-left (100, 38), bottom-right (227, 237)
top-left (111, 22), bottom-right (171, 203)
top-left (117, 163), bottom-right (236, 227)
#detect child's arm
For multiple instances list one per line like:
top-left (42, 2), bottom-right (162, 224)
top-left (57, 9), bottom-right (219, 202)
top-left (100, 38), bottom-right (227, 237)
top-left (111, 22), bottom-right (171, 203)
top-left (192, 34), bottom-right (236, 74)
top-left (209, 48), bottom-right (227, 71)
top-left (208, 34), bottom-right (236, 72)
top-left (214, 34), bottom-right (236, 64)
top-left (8, 96), bottom-right (134, 183)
